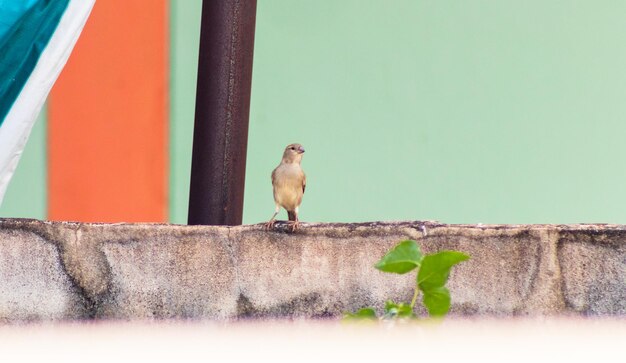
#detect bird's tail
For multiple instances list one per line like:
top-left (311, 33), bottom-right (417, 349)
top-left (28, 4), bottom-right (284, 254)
top-left (288, 211), bottom-right (296, 221)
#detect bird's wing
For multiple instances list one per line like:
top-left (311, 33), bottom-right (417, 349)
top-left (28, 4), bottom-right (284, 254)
top-left (271, 167), bottom-right (277, 186)
top-left (302, 171), bottom-right (306, 194)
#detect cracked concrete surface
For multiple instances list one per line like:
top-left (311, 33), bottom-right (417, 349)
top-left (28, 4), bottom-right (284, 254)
top-left (0, 219), bottom-right (624, 321)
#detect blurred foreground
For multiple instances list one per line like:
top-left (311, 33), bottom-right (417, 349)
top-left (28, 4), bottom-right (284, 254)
top-left (1, 317), bottom-right (624, 362)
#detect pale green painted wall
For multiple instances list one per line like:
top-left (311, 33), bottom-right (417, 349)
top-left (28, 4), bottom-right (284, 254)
top-left (0, 109), bottom-right (46, 218)
top-left (171, 1), bottom-right (626, 225)
top-left (248, 0), bottom-right (626, 224)
top-left (169, 1), bottom-right (201, 224)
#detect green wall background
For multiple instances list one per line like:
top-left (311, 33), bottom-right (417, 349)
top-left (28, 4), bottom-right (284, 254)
top-left (242, 0), bottom-right (626, 225)
top-left (0, 110), bottom-right (46, 219)
top-left (5, 1), bottom-right (626, 225)
top-left (170, 1), bottom-right (201, 225)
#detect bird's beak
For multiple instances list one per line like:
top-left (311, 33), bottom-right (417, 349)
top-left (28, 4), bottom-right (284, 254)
top-left (297, 146), bottom-right (305, 154)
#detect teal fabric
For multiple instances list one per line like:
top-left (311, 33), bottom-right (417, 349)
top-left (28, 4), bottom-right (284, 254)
top-left (0, 0), bottom-right (69, 126)
top-left (0, 1), bottom-right (40, 39)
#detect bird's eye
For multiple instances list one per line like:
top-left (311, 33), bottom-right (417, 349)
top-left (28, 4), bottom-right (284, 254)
top-left (290, 147), bottom-right (295, 150)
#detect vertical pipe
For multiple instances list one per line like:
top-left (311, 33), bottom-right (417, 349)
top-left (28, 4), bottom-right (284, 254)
top-left (188, 0), bottom-right (257, 225)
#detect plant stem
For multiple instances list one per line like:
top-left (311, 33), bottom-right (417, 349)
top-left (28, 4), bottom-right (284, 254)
top-left (410, 285), bottom-right (419, 309)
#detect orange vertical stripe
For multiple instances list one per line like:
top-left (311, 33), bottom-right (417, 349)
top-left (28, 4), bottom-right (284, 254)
top-left (48, 1), bottom-right (168, 222)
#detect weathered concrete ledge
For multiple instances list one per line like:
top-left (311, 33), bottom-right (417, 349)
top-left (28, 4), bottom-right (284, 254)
top-left (0, 218), bottom-right (624, 321)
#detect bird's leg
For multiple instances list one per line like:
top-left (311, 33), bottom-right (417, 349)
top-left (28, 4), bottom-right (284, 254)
top-left (265, 212), bottom-right (278, 230)
top-left (265, 205), bottom-right (280, 230)
top-left (288, 208), bottom-right (300, 232)
top-left (290, 217), bottom-right (299, 232)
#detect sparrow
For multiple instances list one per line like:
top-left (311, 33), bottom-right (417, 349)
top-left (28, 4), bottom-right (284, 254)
top-left (265, 143), bottom-right (306, 231)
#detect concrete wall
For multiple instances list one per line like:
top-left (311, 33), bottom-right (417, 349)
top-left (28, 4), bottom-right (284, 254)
top-left (0, 218), bottom-right (624, 321)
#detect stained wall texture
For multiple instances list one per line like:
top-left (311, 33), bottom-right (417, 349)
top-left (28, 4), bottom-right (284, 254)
top-left (1, 219), bottom-right (624, 321)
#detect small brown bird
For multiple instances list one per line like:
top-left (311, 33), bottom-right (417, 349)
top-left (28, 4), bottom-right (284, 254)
top-left (265, 143), bottom-right (306, 231)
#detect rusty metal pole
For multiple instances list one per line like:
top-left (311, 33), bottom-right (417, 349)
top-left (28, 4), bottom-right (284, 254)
top-left (188, 0), bottom-right (257, 225)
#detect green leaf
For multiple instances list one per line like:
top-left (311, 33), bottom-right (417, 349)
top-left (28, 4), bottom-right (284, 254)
top-left (375, 240), bottom-right (424, 274)
top-left (343, 307), bottom-right (378, 321)
top-left (417, 251), bottom-right (470, 316)
top-left (384, 300), bottom-right (414, 319)
top-left (422, 287), bottom-right (450, 317)
top-left (417, 251), bottom-right (470, 291)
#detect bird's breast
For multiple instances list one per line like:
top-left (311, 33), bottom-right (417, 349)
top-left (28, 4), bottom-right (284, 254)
top-left (272, 164), bottom-right (304, 210)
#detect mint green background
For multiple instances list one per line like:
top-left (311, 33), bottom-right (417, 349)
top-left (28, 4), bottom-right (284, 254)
top-left (5, 1), bottom-right (626, 225)
top-left (169, 1), bottom-right (201, 225)
top-left (0, 108), bottom-right (46, 218)
top-left (245, 0), bottom-right (626, 224)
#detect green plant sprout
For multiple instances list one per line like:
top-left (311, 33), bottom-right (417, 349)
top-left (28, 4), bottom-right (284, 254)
top-left (344, 240), bottom-right (470, 320)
